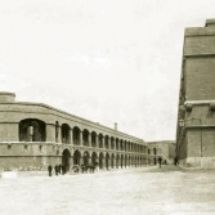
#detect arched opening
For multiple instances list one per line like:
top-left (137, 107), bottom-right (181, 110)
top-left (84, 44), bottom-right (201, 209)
top-left (111, 154), bottom-right (115, 168)
top-left (135, 157), bottom-right (137, 166)
top-left (137, 156), bottom-right (140, 166)
top-left (62, 149), bottom-right (71, 173)
top-left (129, 142), bottom-right (131, 152)
top-left (99, 134), bottom-right (103, 148)
top-left (83, 129), bottom-right (89, 146)
top-left (120, 140), bottom-right (123, 151)
top-left (55, 121), bottom-right (59, 142)
top-left (83, 151), bottom-right (90, 166)
top-left (116, 138), bottom-right (119, 150)
top-left (105, 135), bottom-right (109, 149)
top-left (73, 150), bottom-right (81, 165)
top-left (121, 154), bottom-right (124, 168)
top-left (91, 132), bottom-right (97, 147)
top-left (61, 123), bottom-right (70, 144)
top-left (105, 152), bottom-right (109, 169)
top-left (99, 152), bottom-right (104, 169)
top-left (128, 155), bottom-right (131, 167)
top-left (116, 154), bottom-right (120, 168)
top-left (153, 148), bottom-right (157, 155)
top-left (19, 118), bottom-right (46, 142)
top-left (91, 152), bottom-right (97, 165)
top-left (111, 137), bottom-right (114, 149)
top-left (73, 127), bottom-right (80, 145)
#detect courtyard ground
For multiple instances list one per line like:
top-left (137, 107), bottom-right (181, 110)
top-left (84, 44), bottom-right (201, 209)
top-left (0, 165), bottom-right (215, 215)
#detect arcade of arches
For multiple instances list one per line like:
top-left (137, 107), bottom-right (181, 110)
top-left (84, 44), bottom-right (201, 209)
top-left (62, 148), bottom-right (147, 172)
top-left (18, 118), bottom-right (148, 171)
top-left (19, 118), bottom-right (147, 154)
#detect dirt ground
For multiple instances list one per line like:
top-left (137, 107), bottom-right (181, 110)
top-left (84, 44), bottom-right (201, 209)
top-left (0, 165), bottom-right (215, 215)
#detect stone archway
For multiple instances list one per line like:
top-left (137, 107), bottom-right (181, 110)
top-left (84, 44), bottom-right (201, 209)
top-left (91, 152), bottom-right (97, 165)
top-left (83, 151), bottom-right (90, 166)
top-left (73, 150), bottom-right (81, 166)
top-left (121, 155), bottom-right (124, 168)
top-left (105, 153), bottom-right (109, 169)
top-left (99, 152), bottom-right (104, 169)
top-left (116, 154), bottom-right (120, 168)
top-left (111, 154), bottom-right (115, 168)
top-left (19, 118), bottom-right (46, 142)
top-left (62, 149), bottom-right (71, 173)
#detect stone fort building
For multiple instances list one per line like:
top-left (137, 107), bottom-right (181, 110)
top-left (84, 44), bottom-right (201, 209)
top-left (148, 141), bottom-right (175, 165)
top-left (0, 92), bottom-right (148, 172)
top-left (176, 19), bottom-right (215, 169)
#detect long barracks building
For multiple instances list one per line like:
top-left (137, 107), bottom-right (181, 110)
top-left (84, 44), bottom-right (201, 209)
top-left (0, 92), bottom-right (148, 172)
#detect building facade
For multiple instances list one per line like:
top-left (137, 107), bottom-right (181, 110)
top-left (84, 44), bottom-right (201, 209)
top-left (176, 19), bottom-right (215, 168)
top-left (147, 141), bottom-right (175, 165)
top-left (0, 92), bottom-right (148, 171)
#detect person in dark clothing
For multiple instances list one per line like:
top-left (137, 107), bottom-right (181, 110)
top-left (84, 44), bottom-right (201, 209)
top-left (62, 166), bottom-right (65, 175)
top-left (158, 157), bottom-right (162, 168)
top-left (48, 165), bottom-right (53, 177)
top-left (54, 165), bottom-right (59, 176)
top-left (58, 164), bottom-right (62, 174)
top-left (174, 156), bottom-right (179, 166)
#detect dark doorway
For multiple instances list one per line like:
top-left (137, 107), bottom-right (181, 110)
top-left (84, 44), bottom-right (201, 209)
top-left (83, 151), bottom-right (90, 166)
top-left (106, 153), bottom-right (109, 169)
top-left (62, 149), bottom-right (71, 173)
top-left (99, 152), bottom-right (104, 169)
top-left (92, 152), bottom-right (97, 165)
top-left (73, 150), bottom-right (81, 165)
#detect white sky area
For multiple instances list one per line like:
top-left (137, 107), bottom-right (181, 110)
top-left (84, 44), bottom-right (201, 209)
top-left (0, 0), bottom-right (215, 141)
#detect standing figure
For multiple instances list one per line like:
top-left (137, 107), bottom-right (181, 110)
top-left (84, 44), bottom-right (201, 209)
top-left (174, 156), bottom-right (179, 166)
top-left (62, 165), bottom-right (65, 175)
top-left (54, 165), bottom-right (59, 176)
top-left (158, 157), bottom-right (162, 168)
top-left (48, 165), bottom-right (53, 177)
top-left (58, 164), bottom-right (62, 174)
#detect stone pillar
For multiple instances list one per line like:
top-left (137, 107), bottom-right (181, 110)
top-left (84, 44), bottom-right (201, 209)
top-left (88, 133), bottom-right (92, 147)
top-left (57, 125), bottom-right (62, 143)
top-left (103, 137), bottom-right (105, 148)
top-left (46, 124), bottom-right (55, 142)
top-left (69, 156), bottom-right (74, 170)
top-left (69, 129), bottom-right (73, 145)
top-left (113, 157), bottom-right (116, 168)
top-left (107, 136), bottom-right (109, 149)
top-left (108, 158), bottom-right (112, 169)
top-left (112, 138), bottom-right (115, 150)
top-left (102, 158), bottom-right (105, 170)
top-left (80, 156), bottom-right (84, 165)
top-left (95, 134), bottom-right (99, 148)
top-left (89, 156), bottom-right (92, 165)
top-left (80, 131), bottom-right (83, 146)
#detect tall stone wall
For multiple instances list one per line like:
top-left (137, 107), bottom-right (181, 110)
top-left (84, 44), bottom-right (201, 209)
top-left (176, 19), bottom-right (215, 169)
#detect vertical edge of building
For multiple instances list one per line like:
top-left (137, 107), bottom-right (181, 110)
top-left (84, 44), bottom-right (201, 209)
top-left (176, 19), bottom-right (215, 169)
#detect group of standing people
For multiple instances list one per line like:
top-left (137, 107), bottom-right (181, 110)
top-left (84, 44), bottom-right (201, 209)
top-left (48, 164), bottom-right (66, 177)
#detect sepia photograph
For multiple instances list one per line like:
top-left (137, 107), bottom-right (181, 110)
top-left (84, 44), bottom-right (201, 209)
top-left (1, 0), bottom-right (215, 214)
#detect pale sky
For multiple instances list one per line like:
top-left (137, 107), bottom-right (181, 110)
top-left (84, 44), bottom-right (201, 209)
top-left (0, 0), bottom-right (215, 141)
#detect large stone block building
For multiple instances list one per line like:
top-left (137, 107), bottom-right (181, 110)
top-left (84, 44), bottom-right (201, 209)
top-left (148, 141), bottom-right (175, 165)
top-left (176, 19), bottom-right (215, 168)
top-left (0, 92), bottom-right (148, 171)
